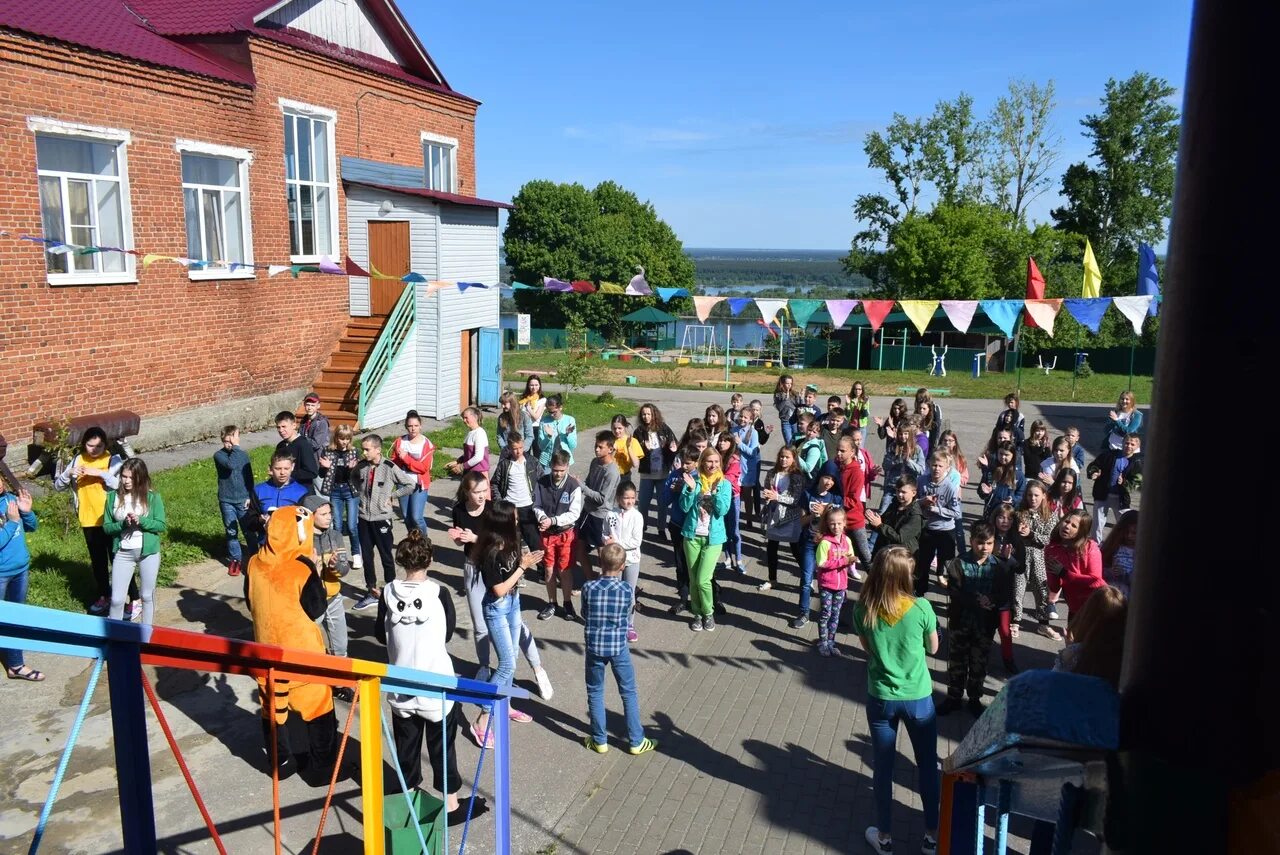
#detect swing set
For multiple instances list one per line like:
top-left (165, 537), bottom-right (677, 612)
top-left (0, 601), bottom-right (524, 855)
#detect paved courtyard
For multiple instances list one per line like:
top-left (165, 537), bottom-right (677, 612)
top-left (0, 385), bottom-right (1122, 854)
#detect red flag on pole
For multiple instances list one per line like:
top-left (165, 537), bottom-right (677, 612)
top-left (1024, 257), bottom-right (1046, 328)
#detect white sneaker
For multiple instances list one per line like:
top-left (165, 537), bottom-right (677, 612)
top-left (864, 827), bottom-right (894, 853)
top-left (534, 667), bottom-right (554, 701)
top-left (352, 553), bottom-right (364, 570)
top-left (757, 581), bottom-right (772, 591)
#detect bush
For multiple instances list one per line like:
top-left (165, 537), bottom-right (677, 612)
top-left (555, 354), bottom-right (592, 394)
top-left (657, 364), bottom-right (686, 387)
top-left (1074, 358), bottom-right (1094, 379)
top-left (594, 390), bottom-right (616, 404)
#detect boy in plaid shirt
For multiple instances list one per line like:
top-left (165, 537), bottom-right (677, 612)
top-left (581, 543), bottom-right (657, 756)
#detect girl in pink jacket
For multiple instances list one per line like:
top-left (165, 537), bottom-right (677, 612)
top-left (814, 506), bottom-right (854, 656)
top-left (1045, 509), bottom-right (1105, 626)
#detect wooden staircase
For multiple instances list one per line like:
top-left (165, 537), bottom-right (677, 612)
top-left (313, 314), bottom-right (388, 430)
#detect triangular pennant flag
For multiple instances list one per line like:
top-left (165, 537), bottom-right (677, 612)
top-left (424, 281), bottom-right (448, 297)
top-left (457, 281), bottom-right (488, 291)
top-left (1111, 295), bottom-right (1154, 335)
top-left (511, 281), bottom-right (539, 290)
top-left (788, 299), bottom-right (824, 328)
top-left (1063, 298), bottom-right (1110, 334)
top-left (899, 300), bottom-right (939, 336)
top-left (693, 295), bottom-right (725, 323)
top-left (290, 264), bottom-right (303, 278)
top-left (979, 300), bottom-right (1023, 337)
top-left (318, 255), bottom-right (344, 274)
top-left (727, 297), bottom-right (753, 316)
top-left (20, 235), bottom-right (54, 245)
top-left (825, 299), bottom-right (858, 329)
top-left (46, 245), bottom-right (74, 256)
top-left (939, 300), bottom-right (978, 333)
top-left (268, 265), bottom-right (290, 278)
top-left (1082, 239), bottom-right (1103, 298)
top-left (174, 257), bottom-right (193, 268)
top-left (344, 256), bottom-right (370, 277)
top-left (598, 282), bottom-right (625, 294)
top-left (570, 279), bottom-right (596, 293)
top-left (1137, 243), bottom-right (1160, 316)
top-left (77, 246), bottom-right (101, 256)
top-left (369, 262), bottom-right (390, 279)
top-left (229, 262), bottom-right (246, 272)
top-left (543, 277), bottom-right (572, 292)
top-left (1022, 299), bottom-right (1063, 337)
top-left (1025, 257), bottom-right (1047, 328)
top-left (402, 272), bottom-right (427, 283)
top-left (626, 273), bottom-right (652, 295)
top-left (859, 300), bottom-right (896, 333)
top-left (656, 287), bottom-right (686, 302)
top-left (755, 299), bottom-right (789, 328)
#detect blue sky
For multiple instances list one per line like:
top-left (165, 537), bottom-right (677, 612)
top-left (404, 0), bottom-right (1194, 250)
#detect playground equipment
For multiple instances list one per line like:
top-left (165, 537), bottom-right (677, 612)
top-left (1037, 354), bottom-right (1058, 375)
top-left (938, 670), bottom-right (1117, 854)
top-left (0, 601), bottom-right (524, 855)
top-left (676, 324), bottom-right (716, 363)
top-left (930, 345), bottom-right (949, 377)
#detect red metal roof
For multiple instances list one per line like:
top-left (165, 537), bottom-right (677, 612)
top-left (1, 0), bottom-right (470, 98)
top-left (1, 0), bottom-right (256, 85)
top-left (343, 179), bottom-right (512, 210)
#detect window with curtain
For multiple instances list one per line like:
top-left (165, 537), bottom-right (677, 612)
top-left (283, 111), bottom-right (334, 257)
top-left (181, 153), bottom-right (247, 267)
top-left (423, 140), bottom-right (455, 192)
top-left (35, 134), bottom-right (128, 276)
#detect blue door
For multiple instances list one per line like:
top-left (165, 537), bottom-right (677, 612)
top-left (478, 327), bottom-right (501, 405)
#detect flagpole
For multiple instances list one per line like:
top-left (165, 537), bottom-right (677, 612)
top-left (1128, 335), bottom-right (1136, 391)
top-left (725, 323), bottom-right (731, 389)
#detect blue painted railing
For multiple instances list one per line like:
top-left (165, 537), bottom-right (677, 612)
top-left (0, 601), bottom-right (524, 854)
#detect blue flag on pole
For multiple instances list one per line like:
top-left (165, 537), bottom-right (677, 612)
top-left (1137, 243), bottom-right (1160, 316)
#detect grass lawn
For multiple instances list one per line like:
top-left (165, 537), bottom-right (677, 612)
top-left (503, 350), bottom-right (1153, 405)
top-left (24, 391), bottom-right (632, 611)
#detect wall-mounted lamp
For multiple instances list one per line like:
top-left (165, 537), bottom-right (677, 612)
top-left (379, 199), bottom-right (395, 216)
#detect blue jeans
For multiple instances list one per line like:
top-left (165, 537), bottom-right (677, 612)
top-left (1, 570), bottom-right (30, 670)
top-left (723, 495), bottom-right (742, 565)
top-left (799, 537), bottom-right (817, 615)
top-left (399, 485), bottom-right (429, 534)
top-left (781, 421), bottom-right (796, 446)
top-left (482, 592), bottom-right (522, 689)
top-left (219, 500), bottom-right (258, 562)
top-left (867, 695), bottom-right (940, 836)
top-left (637, 476), bottom-right (666, 534)
top-left (586, 647), bottom-right (644, 748)
top-left (329, 490), bottom-right (361, 556)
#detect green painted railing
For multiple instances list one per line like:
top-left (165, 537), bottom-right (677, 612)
top-left (357, 284), bottom-right (416, 428)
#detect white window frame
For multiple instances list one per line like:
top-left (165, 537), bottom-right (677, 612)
top-left (279, 98), bottom-right (339, 263)
top-left (28, 117), bottom-right (136, 286)
top-left (176, 139), bottom-right (256, 281)
top-left (421, 131), bottom-right (458, 193)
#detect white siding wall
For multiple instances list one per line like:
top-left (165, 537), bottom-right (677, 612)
top-left (431, 206), bottom-right (500, 419)
top-left (264, 0), bottom-right (399, 62)
top-left (415, 283), bottom-right (440, 418)
top-left (360, 325), bottom-right (416, 428)
top-left (432, 287), bottom-right (500, 419)
top-left (437, 207), bottom-right (500, 283)
top-left (344, 184), bottom-right (438, 316)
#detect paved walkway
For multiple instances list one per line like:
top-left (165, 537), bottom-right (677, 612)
top-left (0, 387), bottom-right (1118, 854)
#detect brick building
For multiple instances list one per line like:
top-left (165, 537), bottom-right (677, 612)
top-left (0, 0), bottom-right (505, 459)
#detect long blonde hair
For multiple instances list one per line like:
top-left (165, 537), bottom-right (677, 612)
top-left (859, 546), bottom-right (916, 631)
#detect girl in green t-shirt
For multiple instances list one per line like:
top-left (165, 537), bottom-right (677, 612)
top-left (854, 546), bottom-right (940, 855)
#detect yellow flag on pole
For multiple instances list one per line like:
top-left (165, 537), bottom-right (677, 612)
top-left (1082, 239), bottom-right (1102, 298)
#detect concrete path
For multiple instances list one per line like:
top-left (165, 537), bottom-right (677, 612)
top-left (0, 386), bottom-right (1120, 854)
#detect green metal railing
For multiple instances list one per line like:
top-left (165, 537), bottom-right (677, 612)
top-left (357, 284), bottom-right (416, 428)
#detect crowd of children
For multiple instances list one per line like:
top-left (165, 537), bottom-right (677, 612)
top-left (0, 377), bottom-right (1146, 844)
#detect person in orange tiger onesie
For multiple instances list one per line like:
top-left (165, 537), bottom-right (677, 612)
top-left (247, 505), bottom-right (337, 782)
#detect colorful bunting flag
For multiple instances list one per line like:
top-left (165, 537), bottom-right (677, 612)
top-left (511, 281), bottom-right (539, 290)
top-left (1137, 243), bottom-right (1160, 316)
top-left (1111, 295), bottom-right (1154, 335)
top-left (825, 299), bottom-right (858, 329)
top-left (859, 300), bottom-right (896, 333)
top-left (899, 300), bottom-right (940, 336)
top-left (458, 281), bottom-right (487, 291)
top-left (788, 299), bottom-right (824, 328)
top-left (1025, 257), bottom-right (1046, 328)
top-left (939, 300), bottom-right (978, 333)
top-left (598, 282), bottom-right (625, 294)
top-left (317, 255), bottom-right (343, 274)
top-left (402, 272), bottom-right (426, 283)
top-left (570, 280), bottom-right (596, 293)
top-left (693, 296), bottom-right (725, 323)
top-left (1082, 239), bottom-right (1102, 298)
top-left (267, 265), bottom-right (290, 278)
top-left (626, 272), bottom-right (652, 295)
top-left (752, 299), bottom-right (786, 328)
top-left (46, 245), bottom-right (74, 256)
top-left (980, 300), bottom-right (1022, 337)
top-left (344, 256), bottom-right (370, 277)
top-left (656, 287), bottom-right (687, 302)
top-left (369, 262), bottom-right (390, 279)
top-left (543, 277), bottom-right (572, 292)
top-left (425, 281), bottom-right (449, 297)
top-left (727, 297), bottom-right (753, 316)
top-left (1063, 298), bottom-right (1110, 333)
top-left (1022, 299), bottom-right (1063, 337)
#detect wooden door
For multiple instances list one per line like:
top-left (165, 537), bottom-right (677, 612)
top-left (459, 329), bottom-right (473, 412)
top-left (368, 221), bottom-right (410, 316)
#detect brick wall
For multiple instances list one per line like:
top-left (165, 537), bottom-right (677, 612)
top-left (0, 30), bottom-right (478, 447)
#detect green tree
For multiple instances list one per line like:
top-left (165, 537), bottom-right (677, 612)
top-left (1051, 72), bottom-right (1180, 279)
top-left (505, 180), bottom-right (695, 337)
top-left (986, 79), bottom-right (1062, 225)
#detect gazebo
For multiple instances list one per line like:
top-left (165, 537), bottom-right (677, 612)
top-left (621, 306), bottom-right (679, 351)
